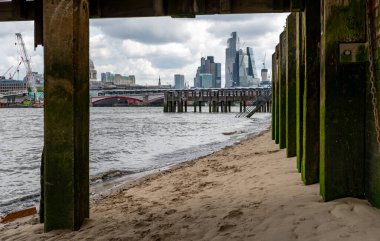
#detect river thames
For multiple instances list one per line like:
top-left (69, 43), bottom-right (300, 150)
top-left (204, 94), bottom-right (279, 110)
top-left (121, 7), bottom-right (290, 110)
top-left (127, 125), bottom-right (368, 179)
top-left (0, 107), bottom-right (271, 216)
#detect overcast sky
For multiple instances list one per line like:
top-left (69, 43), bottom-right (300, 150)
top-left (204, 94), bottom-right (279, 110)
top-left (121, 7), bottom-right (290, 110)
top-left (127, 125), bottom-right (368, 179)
top-left (0, 13), bottom-right (288, 86)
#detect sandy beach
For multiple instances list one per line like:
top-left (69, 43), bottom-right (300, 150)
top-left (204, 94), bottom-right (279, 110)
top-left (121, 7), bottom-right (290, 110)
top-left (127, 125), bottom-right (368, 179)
top-left (2, 130), bottom-right (380, 241)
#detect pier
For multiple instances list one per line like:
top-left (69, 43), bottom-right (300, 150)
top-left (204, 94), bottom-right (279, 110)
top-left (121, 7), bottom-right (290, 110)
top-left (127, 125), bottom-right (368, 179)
top-left (1, 0), bottom-right (380, 233)
top-left (163, 88), bottom-right (272, 113)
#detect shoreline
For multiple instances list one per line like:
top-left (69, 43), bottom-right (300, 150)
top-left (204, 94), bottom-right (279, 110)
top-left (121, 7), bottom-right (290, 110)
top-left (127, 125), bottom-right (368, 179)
top-left (2, 130), bottom-right (380, 240)
top-left (90, 128), bottom-right (268, 203)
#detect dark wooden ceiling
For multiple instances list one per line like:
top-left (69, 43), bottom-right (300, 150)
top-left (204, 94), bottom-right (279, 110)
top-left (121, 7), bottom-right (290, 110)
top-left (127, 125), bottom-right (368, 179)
top-left (0, 0), bottom-right (299, 22)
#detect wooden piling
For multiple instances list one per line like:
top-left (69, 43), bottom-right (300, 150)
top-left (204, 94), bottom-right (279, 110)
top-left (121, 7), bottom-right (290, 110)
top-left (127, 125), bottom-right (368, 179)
top-left (366, 0), bottom-right (380, 208)
top-left (279, 31), bottom-right (287, 149)
top-left (296, 12), bottom-right (305, 172)
top-left (272, 57), bottom-right (276, 133)
top-left (301, 0), bottom-right (320, 185)
top-left (275, 44), bottom-right (280, 144)
top-left (43, 0), bottom-right (90, 231)
top-left (286, 13), bottom-right (297, 158)
top-left (320, 0), bottom-right (366, 201)
top-left (163, 92), bottom-right (168, 112)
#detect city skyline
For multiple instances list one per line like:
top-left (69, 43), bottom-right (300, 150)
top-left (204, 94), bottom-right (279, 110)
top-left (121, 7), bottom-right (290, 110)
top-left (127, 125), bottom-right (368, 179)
top-left (0, 13), bottom-right (288, 86)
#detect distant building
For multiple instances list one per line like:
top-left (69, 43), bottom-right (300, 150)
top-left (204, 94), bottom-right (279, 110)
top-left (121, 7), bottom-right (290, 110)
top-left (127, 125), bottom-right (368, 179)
top-left (225, 32), bottom-right (239, 88)
top-left (0, 79), bottom-right (27, 92)
top-left (261, 68), bottom-right (268, 81)
top-left (100, 71), bottom-right (136, 86)
top-left (174, 74), bottom-right (185, 89)
top-left (225, 32), bottom-right (260, 87)
top-left (89, 59), bottom-right (97, 81)
top-left (194, 56), bottom-right (221, 88)
top-left (199, 73), bottom-right (213, 88)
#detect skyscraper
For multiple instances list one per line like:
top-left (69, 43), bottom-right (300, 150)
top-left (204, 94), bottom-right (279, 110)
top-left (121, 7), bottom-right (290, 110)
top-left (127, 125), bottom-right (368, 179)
top-left (174, 74), bottom-right (185, 89)
top-left (225, 32), bottom-right (240, 88)
top-left (194, 56), bottom-right (221, 88)
top-left (225, 32), bottom-right (260, 87)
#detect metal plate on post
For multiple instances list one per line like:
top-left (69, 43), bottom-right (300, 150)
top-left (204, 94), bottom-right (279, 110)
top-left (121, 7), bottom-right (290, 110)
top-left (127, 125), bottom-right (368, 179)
top-left (339, 42), bottom-right (369, 64)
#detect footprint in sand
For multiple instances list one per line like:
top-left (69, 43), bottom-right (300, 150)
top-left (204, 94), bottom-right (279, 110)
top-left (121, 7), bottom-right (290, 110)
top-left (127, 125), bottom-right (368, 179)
top-left (164, 209), bottom-right (177, 215)
top-left (223, 209), bottom-right (243, 219)
top-left (218, 223), bottom-right (236, 232)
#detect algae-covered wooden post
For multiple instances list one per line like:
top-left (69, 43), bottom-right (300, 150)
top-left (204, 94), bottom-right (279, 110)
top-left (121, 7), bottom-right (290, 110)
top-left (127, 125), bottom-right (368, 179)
top-left (286, 13), bottom-right (297, 157)
top-left (301, 0), bottom-right (320, 185)
top-left (320, 0), bottom-right (366, 201)
top-left (296, 12), bottom-right (305, 172)
top-left (366, 0), bottom-right (380, 208)
top-left (43, 0), bottom-right (90, 231)
top-left (275, 44), bottom-right (280, 144)
top-left (272, 52), bottom-right (276, 140)
top-left (163, 92), bottom-right (168, 112)
top-left (279, 32), bottom-right (287, 149)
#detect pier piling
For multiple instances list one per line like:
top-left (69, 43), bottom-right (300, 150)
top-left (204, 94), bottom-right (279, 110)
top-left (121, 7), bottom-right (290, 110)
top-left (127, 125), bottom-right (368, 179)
top-left (279, 32), bottom-right (287, 149)
top-left (320, 0), bottom-right (366, 201)
top-left (301, 0), bottom-right (320, 185)
top-left (43, 0), bottom-right (90, 231)
top-left (286, 13), bottom-right (297, 158)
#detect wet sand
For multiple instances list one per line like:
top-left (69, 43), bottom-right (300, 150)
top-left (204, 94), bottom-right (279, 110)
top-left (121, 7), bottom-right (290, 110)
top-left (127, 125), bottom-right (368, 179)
top-left (2, 131), bottom-right (380, 241)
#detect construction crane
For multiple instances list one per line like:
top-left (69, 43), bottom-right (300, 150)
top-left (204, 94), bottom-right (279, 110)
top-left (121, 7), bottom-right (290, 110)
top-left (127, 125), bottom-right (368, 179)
top-left (1, 65), bottom-right (13, 79)
top-left (10, 61), bottom-right (22, 79)
top-left (262, 53), bottom-right (266, 69)
top-left (15, 33), bottom-right (38, 102)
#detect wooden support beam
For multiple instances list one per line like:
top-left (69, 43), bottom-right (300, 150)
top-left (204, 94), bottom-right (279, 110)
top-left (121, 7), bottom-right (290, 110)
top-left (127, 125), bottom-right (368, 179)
top-left (12, 0), bottom-right (27, 19)
top-left (43, 0), bottom-right (90, 231)
top-left (320, 0), bottom-right (366, 201)
top-left (301, 0), bottom-right (320, 185)
top-left (0, 0), bottom-right (34, 21)
top-left (275, 44), bottom-right (280, 144)
top-left (1, 0), bottom-right (298, 21)
top-left (34, 0), bottom-right (43, 48)
top-left (286, 13), bottom-right (297, 157)
top-left (296, 12), bottom-right (304, 172)
top-left (366, 0), bottom-right (380, 208)
top-left (279, 31), bottom-right (287, 149)
top-left (272, 52), bottom-right (276, 141)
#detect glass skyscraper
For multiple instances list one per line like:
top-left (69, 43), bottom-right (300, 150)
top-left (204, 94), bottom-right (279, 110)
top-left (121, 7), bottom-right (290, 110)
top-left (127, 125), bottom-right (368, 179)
top-left (225, 32), bottom-right (260, 87)
top-left (225, 32), bottom-right (240, 87)
top-left (194, 56), bottom-right (221, 88)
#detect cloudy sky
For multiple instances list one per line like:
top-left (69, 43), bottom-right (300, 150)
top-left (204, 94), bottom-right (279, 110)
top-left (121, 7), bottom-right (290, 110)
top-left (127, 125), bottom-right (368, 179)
top-left (0, 13), bottom-right (288, 87)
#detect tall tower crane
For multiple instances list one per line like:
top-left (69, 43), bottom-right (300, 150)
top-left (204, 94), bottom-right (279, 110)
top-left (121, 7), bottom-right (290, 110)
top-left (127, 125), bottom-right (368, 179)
top-left (262, 53), bottom-right (266, 69)
top-left (15, 33), bottom-right (38, 102)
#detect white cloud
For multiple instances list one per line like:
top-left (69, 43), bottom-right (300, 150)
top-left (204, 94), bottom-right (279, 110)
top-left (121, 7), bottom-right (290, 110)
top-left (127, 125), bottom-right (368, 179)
top-left (0, 13), bottom-right (288, 86)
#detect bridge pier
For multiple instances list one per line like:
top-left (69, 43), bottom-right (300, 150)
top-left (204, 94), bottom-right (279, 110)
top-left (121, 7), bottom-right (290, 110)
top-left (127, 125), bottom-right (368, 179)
top-left (279, 31), bottom-right (287, 149)
top-left (320, 0), bottom-right (366, 201)
top-left (286, 13), bottom-right (297, 158)
top-left (163, 92), bottom-right (168, 112)
top-left (276, 45), bottom-right (280, 144)
top-left (43, 0), bottom-right (90, 231)
top-left (296, 12), bottom-right (304, 173)
top-left (366, 0), bottom-right (380, 208)
top-left (301, 0), bottom-right (320, 185)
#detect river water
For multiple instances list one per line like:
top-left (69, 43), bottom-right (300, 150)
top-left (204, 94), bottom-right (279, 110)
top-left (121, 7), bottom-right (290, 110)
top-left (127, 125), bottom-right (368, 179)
top-left (0, 107), bottom-right (271, 217)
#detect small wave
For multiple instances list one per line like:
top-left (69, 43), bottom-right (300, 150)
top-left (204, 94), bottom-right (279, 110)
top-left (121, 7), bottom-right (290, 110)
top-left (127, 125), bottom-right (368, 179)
top-left (90, 169), bottom-right (137, 183)
top-left (222, 131), bottom-right (237, 135)
top-left (0, 192), bottom-right (40, 207)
